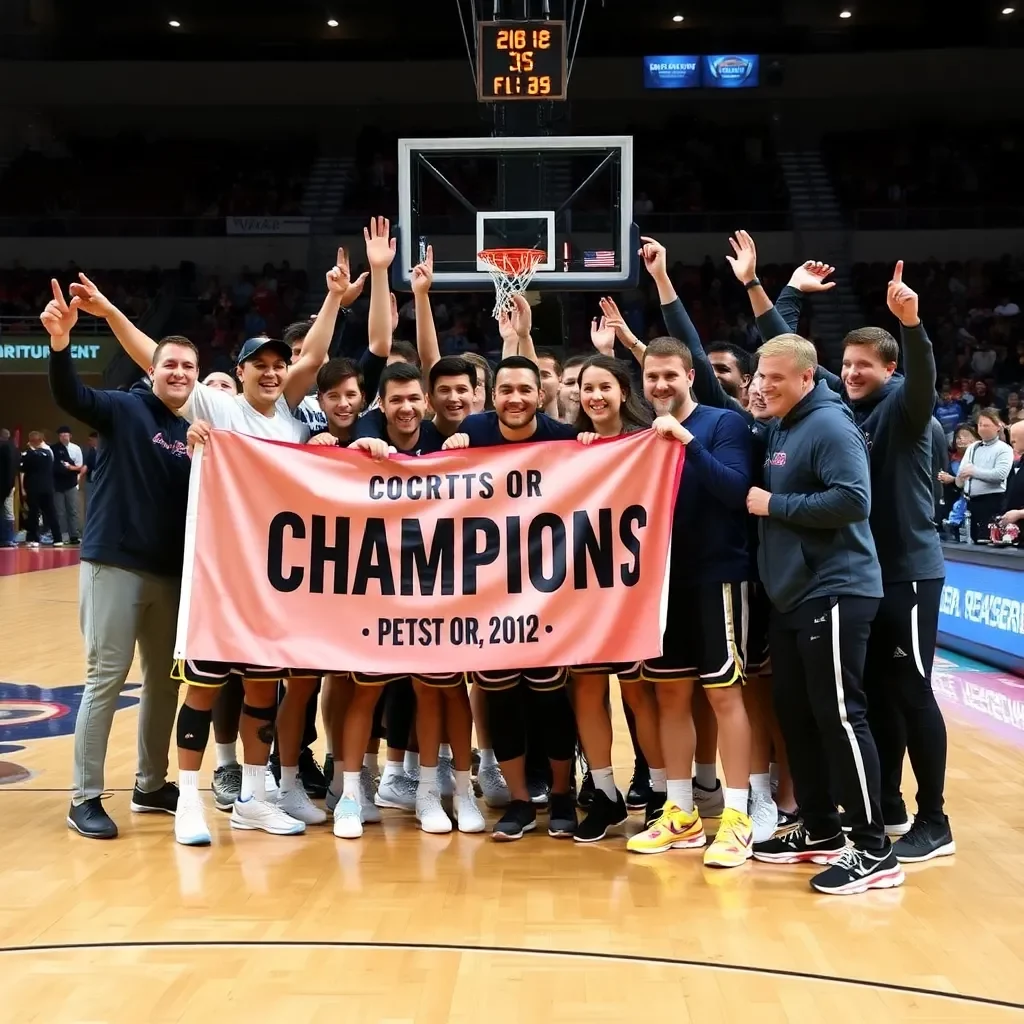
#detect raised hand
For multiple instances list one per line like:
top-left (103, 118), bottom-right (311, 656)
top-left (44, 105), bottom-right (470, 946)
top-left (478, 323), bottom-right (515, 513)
top-left (326, 246), bottom-right (368, 306)
top-left (725, 230), bottom-right (758, 285)
top-left (788, 260), bottom-right (836, 293)
top-left (598, 296), bottom-right (641, 349)
top-left (390, 292), bottom-right (399, 335)
top-left (510, 293), bottom-right (532, 339)
top-left (590, 314), bottom-right (616, 356)
top-left (39, 279), bottom-right (79, 346)
top-left (886, 260), bottom-right (920, 327)
top-left (638, 236), bottom-right (668, 279)
top-left (410, 244), bottom-right (434, 297)
top-left (67, 272), bottom-right (115, 319)
top-left (364, 216), bottom-right (396, 270)
top-left (497, 307), bottom-right (517, 346)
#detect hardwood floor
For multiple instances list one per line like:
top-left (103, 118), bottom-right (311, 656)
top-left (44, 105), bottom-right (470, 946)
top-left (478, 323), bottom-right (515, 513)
top-left (2, 566), bottom-right (1023, 1022)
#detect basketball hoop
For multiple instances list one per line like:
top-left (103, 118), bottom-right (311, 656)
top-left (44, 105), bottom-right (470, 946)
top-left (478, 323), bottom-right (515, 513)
top-left (478, 248), bottom-right (546, 319)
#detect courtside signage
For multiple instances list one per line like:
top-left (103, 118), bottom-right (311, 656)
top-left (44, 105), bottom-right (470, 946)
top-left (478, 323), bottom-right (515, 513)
top-left (175, 430), bottom-right (682, 673)
top-left (939, 560), bottom-right (1024, 662)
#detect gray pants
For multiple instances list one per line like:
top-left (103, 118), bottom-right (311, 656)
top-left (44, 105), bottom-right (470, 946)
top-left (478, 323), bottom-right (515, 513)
top-left (73, 561), bottom-right (181, 804)
top-left (54, 487), bottom-right (81, 541)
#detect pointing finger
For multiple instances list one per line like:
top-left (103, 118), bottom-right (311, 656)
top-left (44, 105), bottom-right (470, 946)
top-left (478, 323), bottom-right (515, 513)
top-left (892, 260), bottom-right (904, 285)
top-left (50, 278), bottom-right (68, 312)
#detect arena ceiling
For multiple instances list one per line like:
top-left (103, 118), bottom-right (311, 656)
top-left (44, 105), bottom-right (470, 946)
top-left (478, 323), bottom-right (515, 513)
top-left (2, 0), bottom-right (1018, 60)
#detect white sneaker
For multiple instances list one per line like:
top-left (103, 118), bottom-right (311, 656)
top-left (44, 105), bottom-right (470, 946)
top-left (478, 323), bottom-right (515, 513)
top-left (437, 755), bottom-right (455, 798)
top-left (278, 786), bottom-right (327, 825)
top-left (375, 773), bottom-right (417, 810)
top-left (454, 790), bottom-right (486, 833)
top-left (333, 795), bottom-right (363, 839)
top-left (749, 789), bottom-right (779, 844)
top-left (230, 797), bottom-right (305, 835)
top-left (478, 764), bottom-right (511, 808)
top-left (360, 766), bottom-right (381, 824)
top-left (264, 767), bottom-right (280, 804)
top-left (416, 788), bottom-right (452, 834)
top-left (175, 791), bottom-right (212, 846)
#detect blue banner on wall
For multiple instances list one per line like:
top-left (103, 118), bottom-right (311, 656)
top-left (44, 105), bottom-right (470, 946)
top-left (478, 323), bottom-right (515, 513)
top-left (643, 55), bottom-right (701, 89)
top-left (939, 559), bottom-right (1024, 661)
top-left (702, 54), bottom-right (759, 88)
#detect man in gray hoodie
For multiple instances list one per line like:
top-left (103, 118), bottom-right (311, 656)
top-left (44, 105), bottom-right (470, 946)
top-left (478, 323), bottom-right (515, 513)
top-left (744, 333), bottom-right (902, 896)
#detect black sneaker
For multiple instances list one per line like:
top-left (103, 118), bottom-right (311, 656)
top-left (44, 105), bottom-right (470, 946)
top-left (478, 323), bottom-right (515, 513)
top-left (810, 842), bottom-right (905, 895)
top-left (842, 804), bottom-right (913, 837)
top-left (323, 753), bottom-right (334, 790)
top-left (130, 781), bottom-right (178, 815)
top-left (299, 749), bottom-right (328, 798)
top-left (644, 791), bottom-right (667, 829)
top-left (67, 797), bottom-right (118, 839)
top-left (777, 808), bottom-right (800, 829)
top-left (577, 770), bottom-right (595, 810)
top-left (548, 791), bottom-right (578, 838)
top-left (492, 800), bottom-right (537, 841)
top-left (892, 818), bottom-right (956, 863)
top-left (626, 770), bottom-right (652, 810)
top-left (527, 777), bottom-right (550, 807)
top-left (752, 821), bottom-right (846, 864)
top-left (574, 790), bottom-right (628, 843)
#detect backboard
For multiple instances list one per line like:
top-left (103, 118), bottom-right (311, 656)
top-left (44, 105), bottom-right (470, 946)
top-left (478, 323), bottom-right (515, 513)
top-left (393, 135), bottom-right (637, 297)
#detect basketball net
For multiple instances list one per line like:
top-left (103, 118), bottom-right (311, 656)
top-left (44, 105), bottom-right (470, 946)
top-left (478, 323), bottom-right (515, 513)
top-left (478, 248), bottom-right (546, 319)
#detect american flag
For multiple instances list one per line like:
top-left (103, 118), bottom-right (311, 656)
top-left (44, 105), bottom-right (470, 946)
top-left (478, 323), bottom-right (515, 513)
top-left (583, 250), bottom-right (616, 268)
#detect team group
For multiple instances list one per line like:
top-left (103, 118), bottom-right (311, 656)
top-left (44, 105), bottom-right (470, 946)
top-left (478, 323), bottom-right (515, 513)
top-left (40, 216), bottom-right (953, 897)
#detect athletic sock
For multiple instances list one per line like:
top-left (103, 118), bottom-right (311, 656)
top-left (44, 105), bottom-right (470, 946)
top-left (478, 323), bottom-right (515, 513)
top-left (666, 778), bottom-right (694, 813)
top-left (215, 743), bottom-right (238, 769)
top-left (479, 748), bottom-right (497, 770)
top-left (649, 767), bottom-right (667, 792)
top-left (240, 763), bottom-right (265, 802)
top-left (725, 787), bottom-right (750, 814)
top-left (362, 752), bottom-right (379, 775)
top-left (769, 761), bottom-right (779, 788)
top-left (381, 759), bottom-right (404, 784)
top-left (418, 764), bottom-right (438, 793)
top-left (404, 751), bottom-right (420, 775)
top-left (179, 769), bottom-right (200, 793)
top-left (694, 762), bottom-right (717, 790)
top-left (455, 769), bottom-right (472, 797)
top-left (590, 765), bottom-right (617, 800)
top-left (749, 773), bottom-right (771, 799)
top-left (439, 743), bottom-right (452, 759)
top-left (279, 766), bottom-right (300, 795)
top-left (342, 770), bottom-right (361, 800)
top-left (324, 735), bottom-right (334, 757)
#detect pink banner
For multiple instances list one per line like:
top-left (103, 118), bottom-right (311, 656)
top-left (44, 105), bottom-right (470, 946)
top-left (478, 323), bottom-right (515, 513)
top-left (175, 429), bottom-right (683, 673)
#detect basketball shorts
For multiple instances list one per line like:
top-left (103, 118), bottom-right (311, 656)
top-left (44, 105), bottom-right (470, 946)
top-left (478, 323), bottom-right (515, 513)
top-left (471, 667), bottom-right (567, 693)
top-left (412, 672), bottom-right (467, 688)
top-left (744, 582), bottom-right (771, 677)
top-left (618, 581), bottom-right (749, 688)
top-left (569, 663), bottom-right (629, 678)
top-left (351, 671), bottom-right (408, 687)
top-left (172, 660), bottom-right (295, 688)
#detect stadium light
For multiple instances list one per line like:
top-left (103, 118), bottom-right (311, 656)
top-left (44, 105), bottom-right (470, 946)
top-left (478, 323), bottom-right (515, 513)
top-left (168, 19), bottom-right (181, 28)
top-left (672, 13), bottom-right (684, 22)
top-left (1002, 6), bottom-right (1015, 14)
top-left (839, 9), bottom-right (853, 18)
top-left (327, 18), bottom-right (339, 27)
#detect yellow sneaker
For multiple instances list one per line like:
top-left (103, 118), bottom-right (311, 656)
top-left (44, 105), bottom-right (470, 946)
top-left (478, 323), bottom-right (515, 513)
top-left (703, 807), bottom-right (754, 868)
top-left (626, 802), bottom-right (705, 855)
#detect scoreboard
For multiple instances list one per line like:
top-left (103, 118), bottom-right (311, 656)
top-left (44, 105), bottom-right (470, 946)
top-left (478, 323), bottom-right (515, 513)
top-left (476, 20), bottom-right (567, 101)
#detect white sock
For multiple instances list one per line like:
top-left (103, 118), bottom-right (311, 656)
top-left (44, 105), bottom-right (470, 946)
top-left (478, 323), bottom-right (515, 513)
top-left (362, 753), bottom-right (379, 774)
top-left (590, 765), bottom-right (617, 801)
top-left (725, 787), bottom-right (750, 814)
top-left (418, 764), bottom-right (438, 793)
top-left (694, 762), bottom-right (717, 790)
top-left (769, 761), bottom-right (779, 787)
top-left (215, 742), bottom-right (237, 769)
top-left (342, 770), bottom-right (361, 800)
top-left (179, 769), bottom-right (200, 792)
top-left (750, 773), bottom-right (772, 799)
top-left (455, 769), bottom-right (472, 797)
top-left (325, 735), bottom-right (334, 757)
top-left (279, 766), bottom-right (300, 795)
top-left (404, 751), bottom-right (420, 774)
top-left (666, 778), bottom-right (693, 813)
top-left (439, 743), bottom-right (452, 760)
top-left (240, 763), bottom-right (265, 802)
top-left (479, 748), bottom-right (497, 770)
top-left (650, 767), bottom-right (667, 792)
top-left (381, 759), bottom-right (404, 783)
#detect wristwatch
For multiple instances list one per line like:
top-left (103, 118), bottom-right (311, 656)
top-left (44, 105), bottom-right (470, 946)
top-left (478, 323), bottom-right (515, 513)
top-left (744, 277), bottom-right (761, 290)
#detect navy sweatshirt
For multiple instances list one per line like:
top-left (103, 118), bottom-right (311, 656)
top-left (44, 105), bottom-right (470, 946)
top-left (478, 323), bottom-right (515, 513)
top-left (759, 381), bottom-right (883, 613)
top-left (48, 346), bottom-right (192, 577)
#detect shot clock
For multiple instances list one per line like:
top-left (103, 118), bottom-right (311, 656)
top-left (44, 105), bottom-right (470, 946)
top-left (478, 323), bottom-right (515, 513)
top-left (477, 20), bottom-right (567, 101)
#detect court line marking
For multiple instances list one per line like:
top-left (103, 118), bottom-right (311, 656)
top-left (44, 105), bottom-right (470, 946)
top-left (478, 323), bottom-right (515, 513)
top-left (0, 940), bottom-right (1021, 1010)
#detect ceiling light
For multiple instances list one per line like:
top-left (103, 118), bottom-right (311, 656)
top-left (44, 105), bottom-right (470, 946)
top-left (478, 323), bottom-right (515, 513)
top-left (327, 17), bottom-right (339, 27)
top-left (672, 14), bottom-right (684, 22)
top-left (1002, 6), bottom-right (1015, 13)
top-left (839, 9), bottom-right (852, 18)
top-left (168, 19), bottom-right (181, 27)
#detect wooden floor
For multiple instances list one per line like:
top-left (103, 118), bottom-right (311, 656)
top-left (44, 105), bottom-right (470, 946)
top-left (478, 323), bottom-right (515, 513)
top-left (2, 565), bottom-right (1023, 1023)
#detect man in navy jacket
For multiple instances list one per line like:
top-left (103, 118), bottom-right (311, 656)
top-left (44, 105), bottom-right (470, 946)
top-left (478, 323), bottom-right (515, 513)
top-left (43, 280), bottom-right (196, 840)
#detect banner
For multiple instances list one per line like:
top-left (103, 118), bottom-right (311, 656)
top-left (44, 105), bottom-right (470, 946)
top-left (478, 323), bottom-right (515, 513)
top-left (939, 558), bottom-right (1024, 671)
top-left (225, 216), bottom-right (311, 236)
top-left (175, 429), bottom-right (683, 674)
top-left (0, 333), bottom-right (118, 374)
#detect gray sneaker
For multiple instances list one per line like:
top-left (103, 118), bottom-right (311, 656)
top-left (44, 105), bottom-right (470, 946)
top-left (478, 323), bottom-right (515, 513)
top-left (478, 764), bottom-right (511, 808)
top-left (212, 763), bottom-right (242, 812)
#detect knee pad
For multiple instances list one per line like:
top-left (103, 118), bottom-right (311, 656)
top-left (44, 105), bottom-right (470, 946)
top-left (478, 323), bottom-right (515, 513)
top-left (176, 703), bottom-right (213, 753)
top-left (242, 701), bottom-right (277, 745)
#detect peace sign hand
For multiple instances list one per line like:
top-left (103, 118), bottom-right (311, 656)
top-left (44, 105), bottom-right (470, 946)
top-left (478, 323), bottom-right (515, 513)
top-left (39, 279), bottom-right (80, 349)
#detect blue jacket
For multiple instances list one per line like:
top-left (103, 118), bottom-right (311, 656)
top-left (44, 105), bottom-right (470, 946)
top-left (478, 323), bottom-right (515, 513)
top-left (49, 346), bottom-right (192, 577)
top-left (759, 381), bottom-right (882, 612)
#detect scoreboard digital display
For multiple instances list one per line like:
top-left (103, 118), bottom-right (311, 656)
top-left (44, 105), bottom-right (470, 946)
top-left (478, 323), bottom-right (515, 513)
top-left (477, 20), bottom-right (567, 101)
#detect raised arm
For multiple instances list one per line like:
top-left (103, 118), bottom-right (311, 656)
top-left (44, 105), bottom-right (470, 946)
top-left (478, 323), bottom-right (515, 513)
top-left (884, 261), bottom-right (937, 434)
top-left (69, 272), bottom-right (158, 370)
top-left (410, 245), bottom-right (441, 376)
top-left (42, 280), bottom-right (117, 431)
top-left (506, 294), bottom-right (538, 363)
top-left (365, 216), bottom-right (397, 359)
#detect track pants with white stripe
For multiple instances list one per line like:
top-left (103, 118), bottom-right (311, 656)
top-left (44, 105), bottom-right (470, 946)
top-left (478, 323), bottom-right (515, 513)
top-left (769, 595), bottom-right (886, 851)
top-left (863, 579), bottom-right (947, 826)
